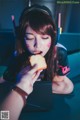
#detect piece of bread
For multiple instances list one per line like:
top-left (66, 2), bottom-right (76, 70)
top-left (30, 55), bottom-right (47, 71)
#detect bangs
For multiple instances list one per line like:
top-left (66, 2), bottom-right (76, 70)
top-left (19, 9), bottom-right (56, 41)
top-left (24, 10), bottom-right (54, 35)
top-left (31, 24), bottom-right (54, 35)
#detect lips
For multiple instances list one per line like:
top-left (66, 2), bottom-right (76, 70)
top-left (33, 51), bottom-right (42, 54)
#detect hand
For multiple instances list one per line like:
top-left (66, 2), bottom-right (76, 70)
top-left (16, 64), bottom-right (42, 95)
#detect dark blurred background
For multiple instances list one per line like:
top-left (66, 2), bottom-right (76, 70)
top-left (0, 0), bottom-right (80, 33)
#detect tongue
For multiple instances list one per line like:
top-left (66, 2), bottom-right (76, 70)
top-left (37, 51), bottom-right (42, 54)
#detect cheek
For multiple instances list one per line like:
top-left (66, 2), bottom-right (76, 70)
top-left (26, 44), bottom-right (30, 48)
top-left (47, 42), bottom-right (51, 48)
top-left (25, 41), bottom-right (34, 48)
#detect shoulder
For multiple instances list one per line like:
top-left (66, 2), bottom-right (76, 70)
top-left (55, 43), bottom-right (70, 75)
top-left (56, 43), bottom-right (67, 51)
top-left (5, 53), bottom-right (26, 67)
top-left (55, 43), bottom-right (67, 59)
top-left (3, 53), bottom-right (29, 83)
top-left (3, 54), bottom-right (24, 83)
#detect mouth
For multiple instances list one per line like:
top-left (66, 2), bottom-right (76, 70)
top-left (33, 51), bottom-right (43, 54)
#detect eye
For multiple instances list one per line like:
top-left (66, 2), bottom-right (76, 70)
top-left (42, 37), bottom-right (49, 39)
top-left (25, 34), bottom-right (35, 40)
top-left (41, 35), bottom-right (49, 40)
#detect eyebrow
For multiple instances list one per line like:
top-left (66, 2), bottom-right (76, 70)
top-left (25, 33), bottom-right (34, 35)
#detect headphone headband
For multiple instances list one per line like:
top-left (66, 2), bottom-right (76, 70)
top-left (19, 4), bottom-right (52, 22)
top-left (25, 6), bottom-right (51, 16)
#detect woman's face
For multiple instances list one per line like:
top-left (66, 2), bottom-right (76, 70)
top-left (24, 26), bottom-right (51, 56)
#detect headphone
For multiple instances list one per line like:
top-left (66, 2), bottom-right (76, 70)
top-left (19, 4), bottom-right (53, 24)
top-left (12, 4), bottom-right (57, 45)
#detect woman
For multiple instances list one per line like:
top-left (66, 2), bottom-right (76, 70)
top-left (0, 4), bottom-right (74, 120)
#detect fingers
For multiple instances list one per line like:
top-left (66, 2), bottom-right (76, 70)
top-left (28, 64), bottom-right (38, 75)
top-left (16, 66), bottom-right (43, 94)
top-left (18, 66), bottom-right (31, 76)
top-left (17, 64), bottom-right (42, 86)
top-left (32, 70), bottom-right (43, 84)
top-left (19, 64), bottom-right (36, 75)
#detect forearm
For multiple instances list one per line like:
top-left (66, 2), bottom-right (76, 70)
top-left (0, 65), bottom-right (42, 120)
top-left (52, 81), bottom-right (66, 94)
top-left (0, 89), bottom-right (27, 120)
top-left (52, 76), bottom-right (74, 94)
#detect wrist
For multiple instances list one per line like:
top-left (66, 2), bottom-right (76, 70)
top-left (16, 81), bottom-right (29, 94)
top-left (12, 86), bottom-right (28, 106)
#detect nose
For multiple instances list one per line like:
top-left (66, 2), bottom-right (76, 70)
top-left (34, 37), bottom-right (41, 48)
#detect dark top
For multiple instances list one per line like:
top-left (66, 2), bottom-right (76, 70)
top-left (56, 43), bottom-right (70, 76)
top-left (3, 43), bottom-right (70, 83)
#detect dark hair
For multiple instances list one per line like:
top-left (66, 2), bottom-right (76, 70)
top-left (16, 4), bottom-right (57, 81)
